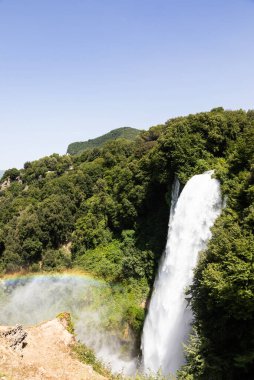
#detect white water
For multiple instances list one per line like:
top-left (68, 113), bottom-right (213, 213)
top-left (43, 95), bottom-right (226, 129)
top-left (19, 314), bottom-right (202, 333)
top-left (169, 176), bottom-right (180, 224)
top-left (141, 171), bottom-right (222, 375)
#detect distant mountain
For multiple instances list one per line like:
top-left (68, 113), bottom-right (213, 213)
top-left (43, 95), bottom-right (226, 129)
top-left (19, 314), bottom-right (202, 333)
top-left (67, 127), bottom-right (141, 155)
top-left (0, 170), bottom-right (5, 179)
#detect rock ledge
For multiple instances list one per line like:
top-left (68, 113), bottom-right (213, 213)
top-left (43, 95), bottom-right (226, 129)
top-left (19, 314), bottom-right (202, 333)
top-left (0, 314), bottom-right (105, 380)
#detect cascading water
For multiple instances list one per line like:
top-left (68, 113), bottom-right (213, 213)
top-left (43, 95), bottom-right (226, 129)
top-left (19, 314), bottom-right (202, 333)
top-left (169, 176), bottom-right (180, 224)
top-left (141, 171), bottom-right (222, 375)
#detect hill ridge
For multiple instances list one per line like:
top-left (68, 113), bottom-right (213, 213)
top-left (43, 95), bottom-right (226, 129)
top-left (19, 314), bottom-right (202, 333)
top-left (67, 126), bottom-right (141, 155)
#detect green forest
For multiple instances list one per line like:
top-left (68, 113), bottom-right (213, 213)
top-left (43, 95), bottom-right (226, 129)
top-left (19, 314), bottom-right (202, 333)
top-left (67, 126), bottom-right (141, 155)
top-left (0, 108), bottom-right (253, 379)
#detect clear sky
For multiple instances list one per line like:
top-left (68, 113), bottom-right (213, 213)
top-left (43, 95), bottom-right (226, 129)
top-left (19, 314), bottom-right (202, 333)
top-left (0, 0), bottom-right (254, 169)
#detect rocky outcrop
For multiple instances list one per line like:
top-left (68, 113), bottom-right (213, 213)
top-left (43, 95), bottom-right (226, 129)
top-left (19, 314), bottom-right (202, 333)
top-left (1, 325), bottom-right (27, 353)
top-left (0, 314), bottom-right (106, 380)
top-left (0, 177), bottom-right (11, 191)
top-left (0, 176), bottom-right (22, 191)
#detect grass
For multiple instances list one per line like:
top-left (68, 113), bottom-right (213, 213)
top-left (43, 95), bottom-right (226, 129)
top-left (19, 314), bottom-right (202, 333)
top-left (72, 342), bottom-right (122, 379)
top-left (73, 342), bottom-right (175, 380)
top-left (56, 312), bottom-right (75, 335)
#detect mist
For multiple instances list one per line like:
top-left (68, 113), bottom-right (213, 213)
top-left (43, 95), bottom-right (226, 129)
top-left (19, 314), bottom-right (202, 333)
top-left (0, 274), bottom-right (137, 374)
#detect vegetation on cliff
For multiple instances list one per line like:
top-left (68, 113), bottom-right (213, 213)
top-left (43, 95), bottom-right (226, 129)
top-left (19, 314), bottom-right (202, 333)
top-left (0, 108), bottom-right (253, 379)
top-left (67, 127), bottom-right (141, 155)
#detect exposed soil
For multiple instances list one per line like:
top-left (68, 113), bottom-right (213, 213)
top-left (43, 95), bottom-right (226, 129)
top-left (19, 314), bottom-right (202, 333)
top-left (0, 315), bottom-right (106, 380)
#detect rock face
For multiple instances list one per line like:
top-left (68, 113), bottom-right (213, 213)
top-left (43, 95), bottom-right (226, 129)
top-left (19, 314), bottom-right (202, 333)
top-left (0, 315), bottom-right (106, 380)
top-left (1, 325), bottom-right (27, 352)
top-left (0, 177), bottom-right (11, 191)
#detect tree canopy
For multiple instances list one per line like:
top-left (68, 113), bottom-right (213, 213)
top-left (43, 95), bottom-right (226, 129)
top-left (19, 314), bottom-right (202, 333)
top-left (0, 108), bottom-right (253, 379)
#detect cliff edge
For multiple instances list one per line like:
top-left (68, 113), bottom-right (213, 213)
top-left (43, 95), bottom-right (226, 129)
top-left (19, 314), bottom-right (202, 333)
top-left (0, 315), bottom-right (106, 380)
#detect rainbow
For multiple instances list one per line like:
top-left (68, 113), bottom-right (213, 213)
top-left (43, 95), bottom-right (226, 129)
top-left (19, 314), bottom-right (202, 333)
top-left (0, 269), bottom-right (106, 288)
top-left (0, 269), bottom-right (109, 328)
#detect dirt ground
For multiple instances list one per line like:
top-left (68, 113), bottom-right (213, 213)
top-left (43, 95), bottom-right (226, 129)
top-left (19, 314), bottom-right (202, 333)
top-left (0, 316), bottom-right (106, 380)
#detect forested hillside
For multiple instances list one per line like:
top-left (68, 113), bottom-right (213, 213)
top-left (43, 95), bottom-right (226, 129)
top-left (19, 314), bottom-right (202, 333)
top-left (67, 126), bottom-right (141, 155)
top-left (0, 108), bottom-right (253, 379)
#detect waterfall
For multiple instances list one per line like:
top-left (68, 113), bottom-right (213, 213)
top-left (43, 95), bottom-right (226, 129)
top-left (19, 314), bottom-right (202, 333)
top-left (141, 171), bottom-right (222, 375)
top-left (169, 176), bottom-right (180, 224)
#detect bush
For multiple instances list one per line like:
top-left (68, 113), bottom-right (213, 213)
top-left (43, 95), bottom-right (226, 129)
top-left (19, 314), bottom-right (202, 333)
top-left (42, 249), bottom-right (72, 270)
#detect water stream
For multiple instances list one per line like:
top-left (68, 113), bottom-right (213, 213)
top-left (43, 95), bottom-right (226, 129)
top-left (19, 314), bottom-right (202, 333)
top-left (141, 171), bottom-right (222, 375)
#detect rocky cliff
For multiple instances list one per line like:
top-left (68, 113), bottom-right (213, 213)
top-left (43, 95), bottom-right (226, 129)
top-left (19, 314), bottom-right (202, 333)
top-left (0, 314), bottom-right (106, 380)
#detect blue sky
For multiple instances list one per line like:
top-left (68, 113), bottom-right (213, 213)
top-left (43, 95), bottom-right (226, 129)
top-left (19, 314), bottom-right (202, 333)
top-left (0, 0), bottom-right (254, 169)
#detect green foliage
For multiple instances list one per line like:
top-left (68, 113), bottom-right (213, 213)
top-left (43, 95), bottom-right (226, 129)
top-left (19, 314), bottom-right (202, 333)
top-left (74, 232), bottom-right (154, 283)
top-left (177, 329), bottom-right (205, 379)
top-left (37, 194), bottom-right (75, 247)
top-left (74, 340), bottom-right (171, 380)
top-left (121, 230), bottom-right (154, 281)
top-left (42, 248), bottom-right (72, 270)
top-left (67, 127), bottom-right (141, 155)
top-left (72, 213), bottom-right (112, 254)
top-left (73, 342), bottom-right (119, 379)
top-left (1, 167), bottom-right (20, 181)
top-left (125, 304), bottom-right (145, 334)
top-left (131, 373), bottom-right (173, 380)
top-left (57, 312), bottom-right (75, 334)
top-left (80, 277), bottom-right (148, 342)
top-left (0, 108), bottom-right (253, 379)
top-left (74, 240), bottom-right (124, 281)
top-left (181, 113), bottom-right (254, 379)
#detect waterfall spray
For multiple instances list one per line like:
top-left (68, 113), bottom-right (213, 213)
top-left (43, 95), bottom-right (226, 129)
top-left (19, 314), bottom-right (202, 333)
top-left (141, 171), bottom-right (222, 375)
top-left (0, 273), bottom-right (137, 374)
